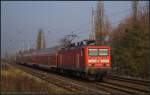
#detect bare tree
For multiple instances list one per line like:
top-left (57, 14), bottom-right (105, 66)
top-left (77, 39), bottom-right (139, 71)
top-left (36, 29), bottom-right (46, 50)
top-left (95, 1), bottom-right (104, 45)
top-left (94, 1), bottom-right (111, 46)
top-left (132, 1), bottom-right (139, 23)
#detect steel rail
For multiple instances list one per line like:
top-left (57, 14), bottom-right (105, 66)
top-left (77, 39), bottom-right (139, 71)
top-left (106, 74), bottom-right (149, 86)
top-left (12, 63), bottom-right (109, 95)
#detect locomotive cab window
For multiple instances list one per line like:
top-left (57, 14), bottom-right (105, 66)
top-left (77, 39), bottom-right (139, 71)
top-left (99, 49), bottom-right (108, 56)
top-left (88, 48), bottom-right (98, 56)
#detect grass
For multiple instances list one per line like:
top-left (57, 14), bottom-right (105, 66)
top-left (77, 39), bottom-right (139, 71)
top-left (1, 61), bottom-right (73, 94)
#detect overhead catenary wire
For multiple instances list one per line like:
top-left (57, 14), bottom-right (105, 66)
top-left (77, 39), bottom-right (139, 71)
top-left (69, 8), bottom-right (131, 34)
top-left (108, 8), bottom-right (131, 18)
top-left (44, 7), bottom-right (132, 45)
top-left (47, 8), bottom-right (131, 39)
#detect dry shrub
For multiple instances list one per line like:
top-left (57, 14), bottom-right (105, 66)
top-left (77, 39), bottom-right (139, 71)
top-left (1, 63), bottom-right (71, 94)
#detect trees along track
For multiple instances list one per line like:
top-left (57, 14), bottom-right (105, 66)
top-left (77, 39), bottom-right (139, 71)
top-left (95, 74), bottom-right (149, 95)
top-left (12, 63), bottom-right (110, 95)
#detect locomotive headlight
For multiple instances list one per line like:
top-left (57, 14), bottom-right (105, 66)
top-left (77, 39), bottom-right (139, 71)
top-left (100, 59), bottom-right (109, 63)
top-left (88, 59), bottom-right (97, 63)
top-left (106, 63), bottom-right (110, 66)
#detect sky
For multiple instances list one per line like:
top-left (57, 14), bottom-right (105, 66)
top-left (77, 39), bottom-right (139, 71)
top-left (1, 1), bottom-right (146, 58)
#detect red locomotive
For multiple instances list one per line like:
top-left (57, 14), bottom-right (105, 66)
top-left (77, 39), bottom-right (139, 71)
top-left (16, 40), bottom-right (111, 80)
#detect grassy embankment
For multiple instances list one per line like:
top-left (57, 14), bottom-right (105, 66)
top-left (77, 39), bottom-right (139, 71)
top-left (1, 61), bottom-right (73, 94)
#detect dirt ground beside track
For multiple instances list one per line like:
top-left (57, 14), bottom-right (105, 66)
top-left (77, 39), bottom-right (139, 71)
top-left (1, 61), bottom-right (72, 94)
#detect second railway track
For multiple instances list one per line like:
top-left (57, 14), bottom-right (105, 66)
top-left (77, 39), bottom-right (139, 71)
top-left (106, 74), bottom-right (149, 86)
top-left (97, 74), bottom-right (150, 95)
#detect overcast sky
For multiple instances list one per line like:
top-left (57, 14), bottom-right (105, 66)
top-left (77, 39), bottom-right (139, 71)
top-left (1, 1), bottom-right (146, 57)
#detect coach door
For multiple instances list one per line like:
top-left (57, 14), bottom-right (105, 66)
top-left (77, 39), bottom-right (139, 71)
top-left (57, 54), bottom-right (62, 68)
top-left (76, 54), bottom-right (80, 69)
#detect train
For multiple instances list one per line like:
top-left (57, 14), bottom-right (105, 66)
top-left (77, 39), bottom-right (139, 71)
top-left (16, 40), bottom-right (111, 81)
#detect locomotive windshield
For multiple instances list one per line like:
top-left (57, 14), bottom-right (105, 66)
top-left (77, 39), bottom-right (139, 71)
top-left (88, 49), bottom-right (98, 56)
top-left (99, 49), bottom-right (108, 56)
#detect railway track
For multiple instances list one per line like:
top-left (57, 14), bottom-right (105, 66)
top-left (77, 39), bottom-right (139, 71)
top-left (96, 74), bottom-right (150, 95)
top-left (10, 63), bottom-right (149, 95)
top-left (106, 74), bottom-right (149, 86)
top-left (12, 63), bottom-right (110, 95)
